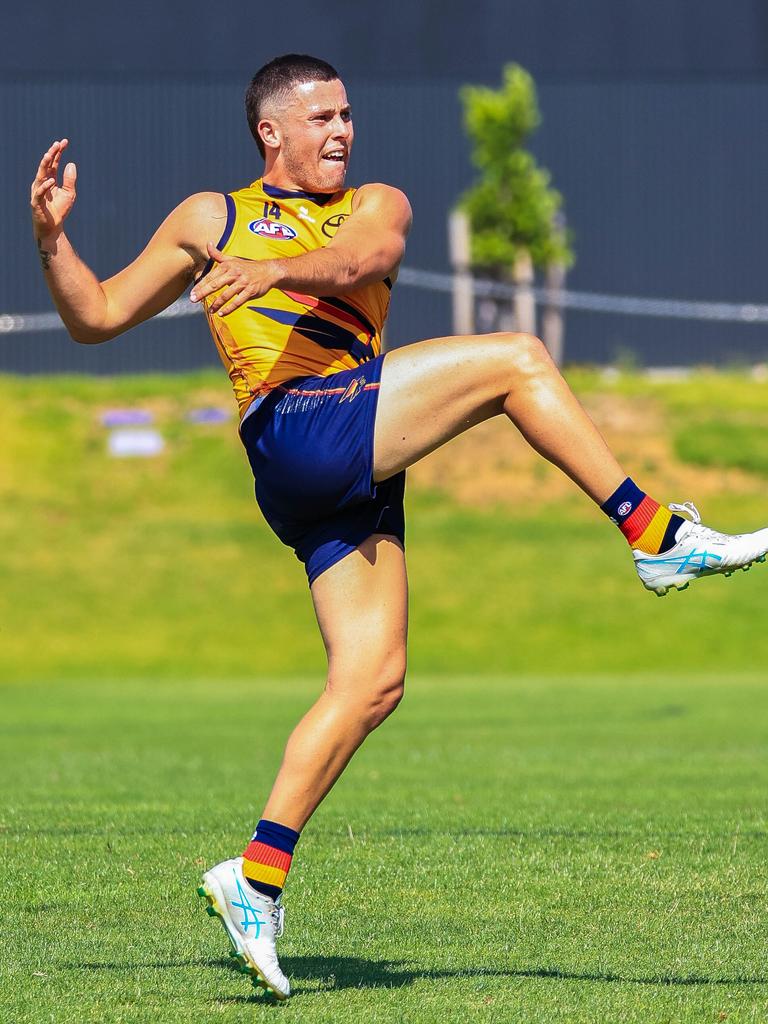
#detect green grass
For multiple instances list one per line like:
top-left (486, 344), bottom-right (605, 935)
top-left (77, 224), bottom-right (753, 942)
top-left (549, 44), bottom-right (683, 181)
top-left (674, 419), bottom-right (768, 477)
top-left (568, 366), bottom-right (768, 478)
top-left (3, 369), bottom-right (768, 1020)
top-left (3, 674), bottom-right (768, 1023)
top-left (2, 370), bottom-right (768, 681)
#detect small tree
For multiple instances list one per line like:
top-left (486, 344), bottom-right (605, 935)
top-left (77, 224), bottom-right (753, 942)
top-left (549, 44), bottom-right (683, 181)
top-left (460, 64), bottom-right (573, 274)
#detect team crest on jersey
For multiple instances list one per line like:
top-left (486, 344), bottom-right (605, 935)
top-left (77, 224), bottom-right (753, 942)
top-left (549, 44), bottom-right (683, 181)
top-left (248, 218), bottom-right (298, 240)
top-left (322, 213), bottom-right (349, 238)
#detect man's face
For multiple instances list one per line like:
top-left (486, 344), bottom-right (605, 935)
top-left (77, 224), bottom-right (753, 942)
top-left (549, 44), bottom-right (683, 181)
top-left (264, 78), bottom-right (353, 193)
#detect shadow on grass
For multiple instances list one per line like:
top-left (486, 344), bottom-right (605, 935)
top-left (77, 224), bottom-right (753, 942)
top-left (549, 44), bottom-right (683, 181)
top-left (64, 955), bottom-right (768, 989)
top-left (61, 955), bottom-right (767, 1001)
top-left (213, 956), bottom-right (768, 999)
top-left (61, 957), bottom-right (233, 971)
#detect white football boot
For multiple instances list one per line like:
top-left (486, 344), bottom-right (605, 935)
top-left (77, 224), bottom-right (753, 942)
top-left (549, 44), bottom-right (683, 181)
top-left (634, 501), bottom-right (768, 596)
top-left (198, 857), bottom-right (290, 1000)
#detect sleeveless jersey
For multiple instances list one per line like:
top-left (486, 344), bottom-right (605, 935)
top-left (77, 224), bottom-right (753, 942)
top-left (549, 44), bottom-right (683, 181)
top-left (201, 179), bottom-right (393, 419)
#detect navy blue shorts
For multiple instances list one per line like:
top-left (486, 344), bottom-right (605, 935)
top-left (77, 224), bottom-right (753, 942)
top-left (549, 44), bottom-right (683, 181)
top-left (239, 355), bottom-right (406, 585)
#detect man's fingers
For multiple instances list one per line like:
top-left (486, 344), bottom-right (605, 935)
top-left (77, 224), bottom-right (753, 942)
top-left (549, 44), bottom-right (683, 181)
top-left (216, 294), bottom-right (247, 318)
top-left (34, 140), bottom-right (67, 187)
top-left (190, 265), bottom-right (235, 303)
top-left (32, 177), bottom-right (56, 201)
top-left (34, 145), bottom-right (57, 185)
top-left (207, 241), bottom-right (225, 262)
top-left (51, 138), bottom-right (68, 170)
top-left (50, 140), bottom-right (69, 178)
top-left (209, 282), bottom-right (243, 314)
top-left (190, 274), bottom-right (222, 302)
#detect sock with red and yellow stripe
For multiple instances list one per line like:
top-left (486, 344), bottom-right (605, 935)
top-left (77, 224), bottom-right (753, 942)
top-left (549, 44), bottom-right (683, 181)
top-left (602, 478), bottom-right (684, 554)
top-left (242, 819), bottom-right (300, 900)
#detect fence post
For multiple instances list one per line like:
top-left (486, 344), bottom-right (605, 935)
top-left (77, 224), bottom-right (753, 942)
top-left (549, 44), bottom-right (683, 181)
top-left (542, 261), bottom-right (566, 366)
top-left (448, 208), bottom-right (475, 335)
top-left (512, 249), bottom-right (536, 335)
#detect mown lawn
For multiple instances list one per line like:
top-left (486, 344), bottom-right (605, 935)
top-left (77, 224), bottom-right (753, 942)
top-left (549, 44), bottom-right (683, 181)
top-left (2, 675), bottom-right (767, 1023)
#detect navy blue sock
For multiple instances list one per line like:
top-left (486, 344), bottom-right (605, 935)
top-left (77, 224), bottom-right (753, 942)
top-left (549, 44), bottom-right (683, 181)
top-left (601, 478), bottom-right (646, 527)
top-left (242, 819), bottom-right (300, 899)
top-left (602, 477), bottom-right (684, 553)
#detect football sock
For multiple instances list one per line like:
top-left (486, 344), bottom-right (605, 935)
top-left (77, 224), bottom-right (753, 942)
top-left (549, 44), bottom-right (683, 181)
top-left (601, 478), bottom-right (685, 554)
top-left (242, 818), bottom-right (300, 900)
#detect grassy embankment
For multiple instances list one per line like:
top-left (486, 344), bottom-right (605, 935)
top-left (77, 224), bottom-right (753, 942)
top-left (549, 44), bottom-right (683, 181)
top-left (1, 368), bottom-right (767, 681)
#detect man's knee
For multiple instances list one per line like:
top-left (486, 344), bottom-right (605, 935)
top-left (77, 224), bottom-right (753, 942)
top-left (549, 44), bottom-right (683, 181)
top-left (360, 651), bottom-right (406, 727)
top-left (367, 668), bottom-right (405, 728)
top-left (494, 331), bottom-right (552, 379)
top-left (327, 652), bottom-right (406, 729)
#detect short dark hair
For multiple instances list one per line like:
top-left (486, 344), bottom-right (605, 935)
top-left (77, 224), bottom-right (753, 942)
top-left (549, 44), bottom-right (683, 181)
top-left (246, 54), bottom-right (340, 159)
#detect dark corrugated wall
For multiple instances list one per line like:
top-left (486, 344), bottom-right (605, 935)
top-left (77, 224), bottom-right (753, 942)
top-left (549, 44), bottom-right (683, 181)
top-left (7, 0), bottom-right (768, 78)
top-left (537, 79), bottom-right (768, 364)
top-left (4, 74), bottom-right (768, 370)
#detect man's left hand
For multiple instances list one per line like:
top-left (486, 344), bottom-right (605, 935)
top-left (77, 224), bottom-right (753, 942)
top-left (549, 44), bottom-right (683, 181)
top-left (190, 243), bottom-right (280, 316)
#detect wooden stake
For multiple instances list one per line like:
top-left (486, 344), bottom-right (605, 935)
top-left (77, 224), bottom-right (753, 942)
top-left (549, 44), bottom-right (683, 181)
top-left (512, 250), bottom-right (536, 335)
top-left (448, 209), bottom-right (475, 335)
top-left (542, 262), bottom-right (565, 366)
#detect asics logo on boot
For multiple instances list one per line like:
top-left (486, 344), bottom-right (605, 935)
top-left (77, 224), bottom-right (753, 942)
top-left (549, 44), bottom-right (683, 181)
top-left (636, 550), bottom-right (722, 574)
top-left (232, 871), bottom-right (264, 936)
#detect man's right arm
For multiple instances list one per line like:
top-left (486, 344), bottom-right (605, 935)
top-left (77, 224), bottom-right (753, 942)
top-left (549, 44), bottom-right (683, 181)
top-left (31, 139), bottom-right (227, 343)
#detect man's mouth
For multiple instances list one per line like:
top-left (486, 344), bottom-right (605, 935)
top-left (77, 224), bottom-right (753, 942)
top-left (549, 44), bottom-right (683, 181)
top-left (321, 149), bottom-right (346, 163)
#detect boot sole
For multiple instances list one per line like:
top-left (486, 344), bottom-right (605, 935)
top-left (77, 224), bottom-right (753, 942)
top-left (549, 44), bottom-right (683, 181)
top-left (646, 553), bottom-right (766, 597)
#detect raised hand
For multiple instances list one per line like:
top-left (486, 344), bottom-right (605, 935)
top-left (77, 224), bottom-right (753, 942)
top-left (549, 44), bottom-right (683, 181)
top-left (190, 242), bottom-right (280, 316)
top-left (31, 139), bottom-right (77, 241)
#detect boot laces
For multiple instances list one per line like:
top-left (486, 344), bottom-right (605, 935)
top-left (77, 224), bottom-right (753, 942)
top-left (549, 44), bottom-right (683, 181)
top-left (668, 501), bottom-right (701, 525)
top-left (669, 500), bottom-right (735, 544)
top-left (271, 904), bottom-right (285, 938)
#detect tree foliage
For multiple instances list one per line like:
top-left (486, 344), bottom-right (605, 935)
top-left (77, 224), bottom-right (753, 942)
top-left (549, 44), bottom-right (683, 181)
top-left (460, 64), bottom-right (574, 271)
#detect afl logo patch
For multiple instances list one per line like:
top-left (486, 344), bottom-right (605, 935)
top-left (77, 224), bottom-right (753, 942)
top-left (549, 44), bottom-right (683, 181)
top-left (321, 213), bottom-right (349, 238)
top-left (618, 501), bottom-right (633, 517)
top-left (248, 218), bottom-right (297, 240)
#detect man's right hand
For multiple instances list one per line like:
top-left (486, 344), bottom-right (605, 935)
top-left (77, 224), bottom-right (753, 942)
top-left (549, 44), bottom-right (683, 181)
top-left (31, 139), bottom-right (77, 242)
top-left (29, 152), bottom-right (223, 343)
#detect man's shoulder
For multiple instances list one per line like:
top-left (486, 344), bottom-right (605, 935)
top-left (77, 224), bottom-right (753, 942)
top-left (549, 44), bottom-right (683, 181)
top-left (351, 184), bottom-right (412, 230)
top-left (164, 192), bottom-right (230, 252)
top-left (352, 183), bottom-right (411, 215)
top-left (177, 191), bottom-right (229, 221)
top-left (353, 182), bottom-right (409, 204)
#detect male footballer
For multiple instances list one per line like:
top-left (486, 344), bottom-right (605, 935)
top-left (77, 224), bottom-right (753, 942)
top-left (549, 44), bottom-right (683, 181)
top-left (30, 54), bottom-right (768, 999)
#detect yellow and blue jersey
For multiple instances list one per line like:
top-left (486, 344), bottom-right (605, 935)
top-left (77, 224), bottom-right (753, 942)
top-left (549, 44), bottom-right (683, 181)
top-left (201, 179), bottom-right (393, 419)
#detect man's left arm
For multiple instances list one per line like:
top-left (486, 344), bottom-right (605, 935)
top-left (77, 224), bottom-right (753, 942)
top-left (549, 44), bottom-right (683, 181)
top-left (190, 184), bottom-right (412, 317)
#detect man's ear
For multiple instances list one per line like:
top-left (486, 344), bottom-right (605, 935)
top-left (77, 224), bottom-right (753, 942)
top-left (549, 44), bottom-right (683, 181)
top-left (259, 118), bottom-right (281, 152)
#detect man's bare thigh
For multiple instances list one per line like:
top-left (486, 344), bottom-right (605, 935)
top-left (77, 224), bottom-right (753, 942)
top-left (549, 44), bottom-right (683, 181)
top-left (310, 533), bottom-right (408, 670)
top-left (373, 332), bottom-right (534, 481)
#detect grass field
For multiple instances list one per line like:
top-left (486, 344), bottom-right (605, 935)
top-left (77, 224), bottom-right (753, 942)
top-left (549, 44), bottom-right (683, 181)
top-left (2, 369), bottom-right (768, 1022)
top-left (3, 675), bottom-right (768, 1023)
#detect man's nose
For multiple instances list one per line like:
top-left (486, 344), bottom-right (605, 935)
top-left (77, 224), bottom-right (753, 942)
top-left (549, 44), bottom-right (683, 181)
top-left (330, 116), bottom-right (351, 138)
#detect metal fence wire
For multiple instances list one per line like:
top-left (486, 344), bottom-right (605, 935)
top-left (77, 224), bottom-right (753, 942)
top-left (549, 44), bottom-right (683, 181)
top-left (4, 266), bottom-right (768, 363)
top-left (7, 76), bottom-right (768, 370)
